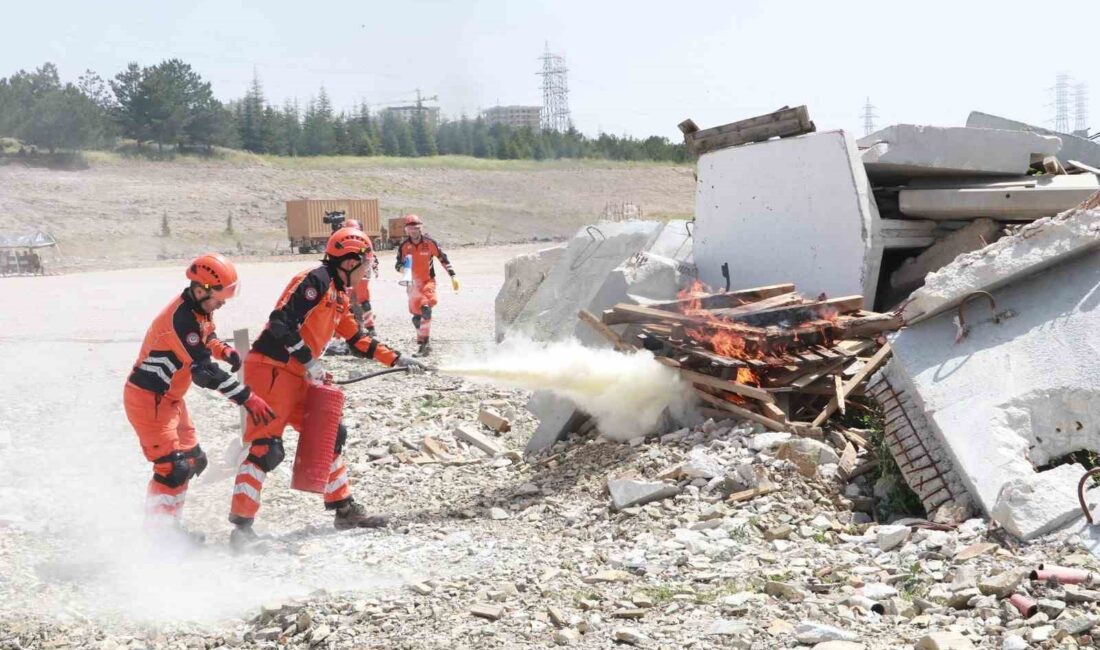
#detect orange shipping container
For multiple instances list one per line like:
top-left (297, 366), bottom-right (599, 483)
top-left (286, 199), bottom-right (381, 252)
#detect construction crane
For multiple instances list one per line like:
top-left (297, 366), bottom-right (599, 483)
top-left (366, 89), bottom-right (438, 111)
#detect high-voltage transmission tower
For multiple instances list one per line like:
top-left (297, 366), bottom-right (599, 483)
top-left (861, 97), bottom-right (878, 136)
top-left (538, 42), bottom-right (572, 132)
top-left (1074, 82), bottom-right (1090, 135)
top-left (1053, 73), bottom-right (1071, 134)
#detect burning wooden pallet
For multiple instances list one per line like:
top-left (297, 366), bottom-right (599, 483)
top-left (589, 282), bottom-right (901, 433)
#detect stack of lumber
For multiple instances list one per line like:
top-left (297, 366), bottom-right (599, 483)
top-left (590, 282), bottom-right (902, 432)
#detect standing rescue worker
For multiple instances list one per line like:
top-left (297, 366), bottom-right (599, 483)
top-left (394, 214), bottom-right (458, 357)
top-left (228, 226), bottom-right (426, 548)
top-left (345, 219), bottom-right (379, 336)
top-left (125, 254), bottom-right (276, 537)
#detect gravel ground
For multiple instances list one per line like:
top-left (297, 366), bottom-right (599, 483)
top-left (2, 244), bottom-right (1100, 649)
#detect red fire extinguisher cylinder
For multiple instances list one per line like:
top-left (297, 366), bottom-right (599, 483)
top-left (292, 382), bottom-right (345, 493)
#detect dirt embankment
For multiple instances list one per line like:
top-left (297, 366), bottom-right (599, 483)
top-left (0, 155), bottom-right (695, 271)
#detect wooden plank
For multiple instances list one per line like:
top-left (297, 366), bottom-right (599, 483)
top-left (692, 106), bottom-right (811, 140)
top-left (679, 368), bottom-right (775, 403)
top-left (647, 283), bottom-right (796, 312)
top-left (811, 344), bottom-right (893, 427)
top-left (453, 424), bottom-right (504, 456)
top-left (693, 388), bottom-right (788, 432)
top-left (421, 436), bottom-right (454, 461)
top-left (760, 401), bottom-right (789, 424)
top-left (578, 309), bottom-right (634, 351)
top-left (836, 312), bottom-right (904, 337)
top-left (789, 358), bottom-right (849, 390)
top-left (725, 295), bottom-right (864, 328)
top-left (685, 106), bottom-right (815, 155)
top-left (727, 484), bottom-right (779, 504)
top-left (834, 374), bottom-right (846, 415)
top-left (705, 292), bottom-right (803, 319)
top-left (479, 407), bottom-right (511, 433)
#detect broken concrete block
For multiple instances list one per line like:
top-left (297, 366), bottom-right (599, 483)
top-left (510, 220), bottom-right (663, 343)
top-left (750, 431), bottom-right (792, 452)
top-left (478, 407), bottom-right (511, 433)
top-left (890, 219), bottom-right (1003, 293)
top-left (899, 173), bottom-right (1098, 221)
top-left (885, 214), bottom-right (1100, 533)
top-left (469, 603), bottom-right (504, 620)
top-left (968, 111), bottom-right (1100, 169)
top-left (693, 130), bottom-right (883, 301)
top-left (494, 245), bottom-right (566, 342)
top-left (453, 424), bottom-right (504, 457)
top-left (524, 392), bottom-right (589, 455)
top-left (901, 202), bottom-right (1100, 324)
top-left (875, 524), bottom-right (910, 551)
top-left (607, 478), bottom-right (680, 510)
top-left (681, 448), bottom-right (724, 479)
top-left (776, 438), bottom-right (840, 477)
top-left (991, 463), bottom-right (1090, 540)
top-left (858, 124), bottom-right (1060, 182)
top-left (914, 631), bottom-right (976, 650)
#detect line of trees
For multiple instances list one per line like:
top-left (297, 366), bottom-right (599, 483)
top-left (0, 61), bottom-right (689, 162)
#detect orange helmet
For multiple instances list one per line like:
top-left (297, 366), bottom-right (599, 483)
top-left (186, 253), bottom-right (240, 299)
top-left (404, 214), bottom-right (423, 227)
top-left (345, 219), bottom-right (361, 230)
top-left (325, 227), bottom-right (372, 259)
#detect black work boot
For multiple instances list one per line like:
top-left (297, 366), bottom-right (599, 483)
top-left (334, 500), bottom-right (388, 530)
top-left (229, 524), bottom-right (261, 552)
top-left (414, 339), bottom-right (432, 357)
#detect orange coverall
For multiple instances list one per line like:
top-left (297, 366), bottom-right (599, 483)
top-left (125, 290), bottom-right (250, 521)
top-left (394, 236), bottom-right (455, 344)
top-left (229, 266), bottom-right (399, 526)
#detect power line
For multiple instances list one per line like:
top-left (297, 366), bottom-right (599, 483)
top-left (538, 42), bottom-right (572, 133)
top-left (1053, 72), bottom-right (1071, 134)
top-left (1074, 82), bottom-right (1090, 135)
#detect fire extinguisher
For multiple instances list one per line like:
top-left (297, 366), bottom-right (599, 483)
top-left (292, 382), bottom-right (345, 493)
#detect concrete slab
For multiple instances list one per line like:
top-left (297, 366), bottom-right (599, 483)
top-left (494, 245), bottom-right (566, 342)
top-left (890, 219), bottom-right (1003, 293)
top-left (900, 198), bottom-right (1100, 324)
top-left (859, 124), bottom-right (1060, 182)
top-left (991, 463), bottom-right (1093, 540)
top-left (693, 130), bottom-right (882, 299)
top-left (887, 240), bottom-right (1100, 528)
top-left (968, 111), bottom-right (1100, 169)
top-left (899, 174), bottom-right (1099, 221)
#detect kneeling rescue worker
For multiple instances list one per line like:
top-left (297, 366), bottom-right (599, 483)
top-left (229, 226), bottom-right (426, 548)
top-left (124, 254), bottom-right (276, 538)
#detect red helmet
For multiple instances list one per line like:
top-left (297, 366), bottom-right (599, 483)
top-left (186, 253), bottom-right (239, 299)
top-left (325, 227), bottom-right (372, 258)
top-left (345, 219), bottom-right (361, 230)
top-left (404, 214), bottom-right (423, 227)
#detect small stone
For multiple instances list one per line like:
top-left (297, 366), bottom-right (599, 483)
top-left (707, 620), bottom-right (752, 636)
top-left (813, 643), bottom-right (866, 650)
top-left (1036, 598), bottom-right (1066, 619)
top-left (296, 611), bottom-right (312, 631)
top-left (489, 507), bottom-right (511, 520)
top-left (861, 583), bottom-right (898, 601)
top-left (612, 628), bottom-right (650, 645)
top-left (547, 607), bottom-right (566, 627)
top-left (765, 524), bottom-right (792, 541)
top-left (875, 524), bottom-right (910, 551)
top-left (750, 431), bottom-right (792, 451)
top-left (1055, 616), bottom-right (1095, 635)
top-left (631, 593), bottom-right (655, 609)
top-left (914, 632), bottom-right (976, 649)
top-left (768, 619), bottom-right (796, 636)
top-left (978, 571), bottom-right (1023, 599)
top-left (765, 581), bottom-right (806, 602)
top-left (612, 609), bottom-right (646, 619)
top-left (607, 478), bottom-right (680, 510)
top-left (795, 622), bottom-right (858, 644)
top-left (1030, 625), bottom-right (1054, 643)
top-left (516, 482), bottom-right (540, 496)
top-left (682, 449), bottom-right (724, 479)
top-left (308, 624), bottom-right (331, 646)
top-left (255, 627), bottom-right (281, 641)
top-left (470, 604), bottom-right (504, 621)
top-left (1064, 585), bottom-right (1100, 603)
top-left (1001, 635), bottom-right (1028, 650)
top-left (553, 629), bottom-right (580, 645)
top-left (947, 587), bottom-right (982, 610)
top-left (954, 542), bottom-right (999, 561)
top-left (408, 581), bottom-right (433, 595)
top-left (583, 570), bottom-right (633, 584)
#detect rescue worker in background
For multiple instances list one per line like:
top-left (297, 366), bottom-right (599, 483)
top-left (124, 254), bottom-right (276, 539)
top-left (394, 214), bottom-right (458, 357)
top-left (229, 226), bottom-right (426, 548)
top-left (344, 219), bottom-right (380, 336)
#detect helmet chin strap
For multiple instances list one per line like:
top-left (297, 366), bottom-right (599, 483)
top-left (327, 256), bottom-right (363, 291)
top-left (188, 286), bottom-right (217, 314)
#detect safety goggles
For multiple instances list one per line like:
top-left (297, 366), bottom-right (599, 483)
top-left (208, 280), bottom-right (240, 300)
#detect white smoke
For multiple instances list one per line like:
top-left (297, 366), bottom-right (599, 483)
top-left (442, 338), bottom-right (692, 441)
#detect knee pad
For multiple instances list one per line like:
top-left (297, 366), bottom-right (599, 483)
top-left (334, 423), bottom-right (348, 455)
top-left (152, 451), bottom-right (192, 488)
top-left (246, 437), bottom-right (285, 472)
top-left (412, 315), bottom-right (421, 329)
top-left (182, 445), bottom-right (208, 478)
top-left (420, 305), bottom-right (432, 321)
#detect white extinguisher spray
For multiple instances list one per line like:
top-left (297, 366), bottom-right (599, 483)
top-left (399, 254), bottom-right (413, 287)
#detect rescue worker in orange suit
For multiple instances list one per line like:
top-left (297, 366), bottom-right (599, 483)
top-left (394, 214), bottom-right (458, 357)
top-left (344, 219), bottom-right (379, 336)
top-left (228, 226), bottom-right (427, 548)
top-left (125, 254), bottom-right (277, 539)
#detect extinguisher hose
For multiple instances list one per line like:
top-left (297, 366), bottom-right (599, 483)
top-left (334, 367), bottom-right (409, 385)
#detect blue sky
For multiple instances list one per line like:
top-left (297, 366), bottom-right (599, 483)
top-left (4, 0), bottom-right (1097, 139)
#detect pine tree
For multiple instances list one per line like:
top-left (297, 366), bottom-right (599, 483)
top-left (411, 112), bottom-right (437, 156)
